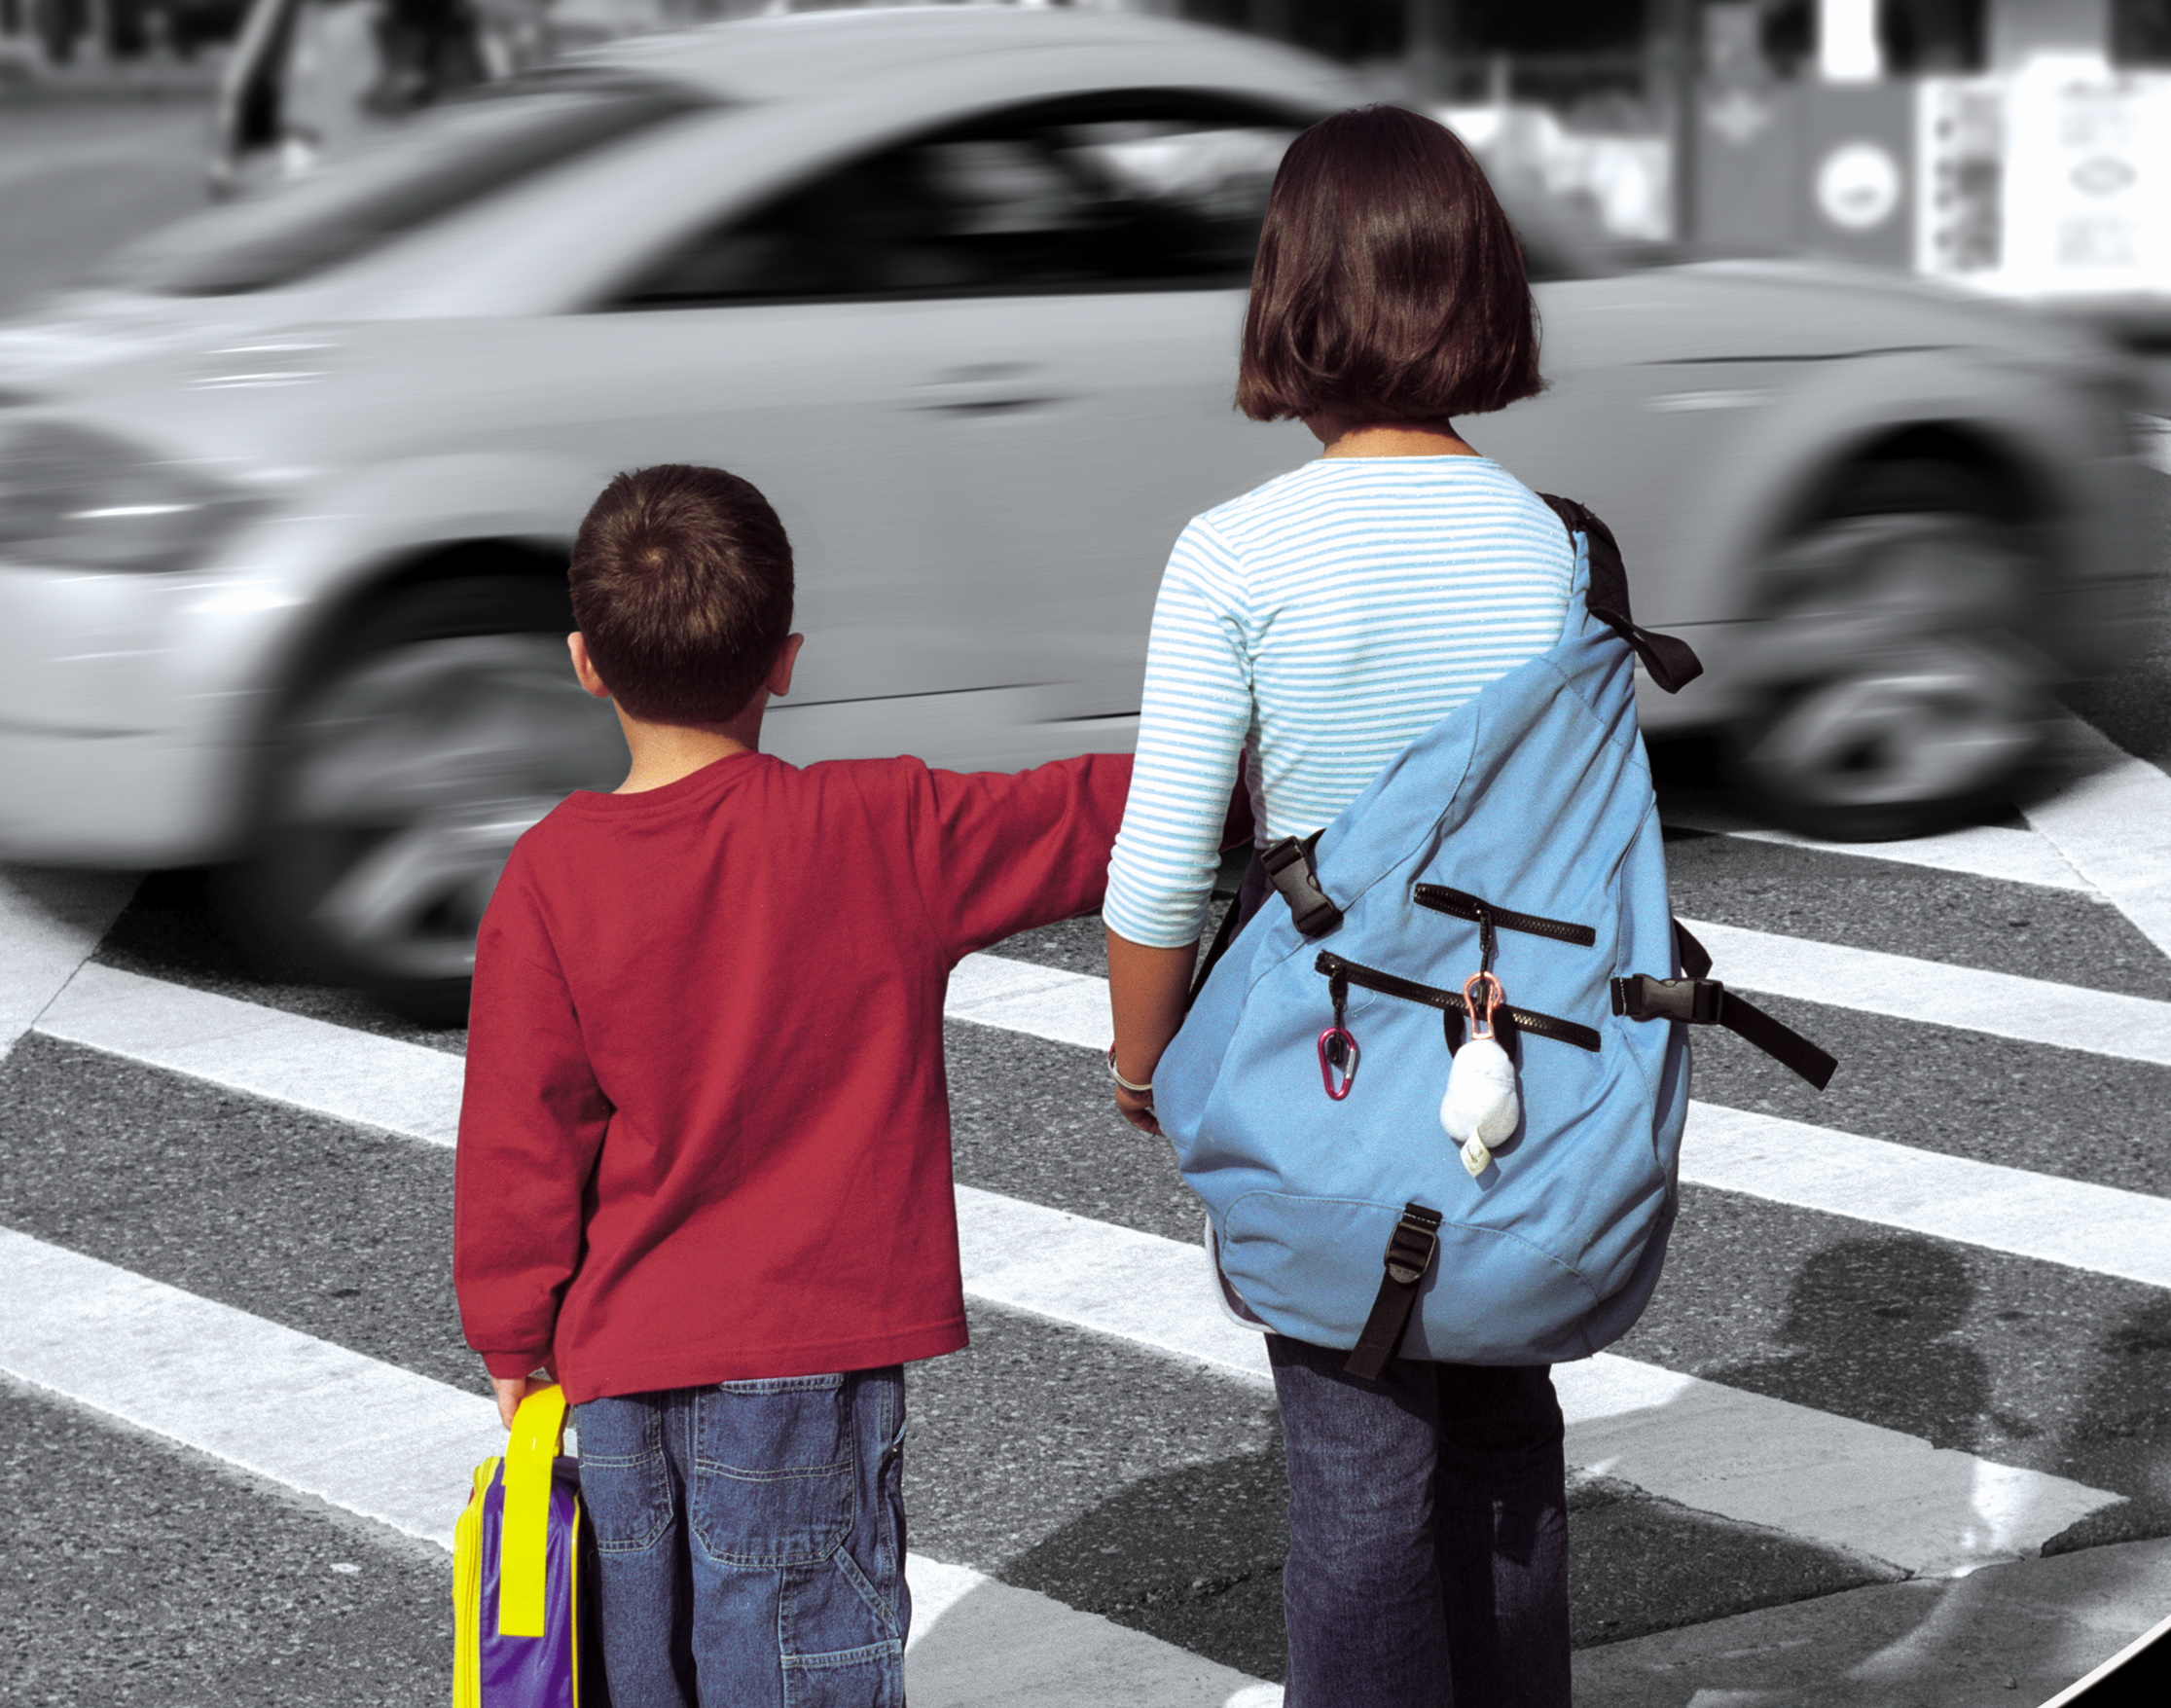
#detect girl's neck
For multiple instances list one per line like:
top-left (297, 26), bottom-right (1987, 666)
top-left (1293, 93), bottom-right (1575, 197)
top-left (1308, 417), bottom-right (1480, 459)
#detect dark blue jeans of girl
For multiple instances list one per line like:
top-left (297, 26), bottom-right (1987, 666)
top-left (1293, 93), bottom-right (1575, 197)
top-left (574, 1366), bottom-right (908, 1708)
top-left (1269, 1336), bottom-right (1572, 1708)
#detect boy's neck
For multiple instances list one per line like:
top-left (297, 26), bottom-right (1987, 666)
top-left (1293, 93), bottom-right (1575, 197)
top-left (611, 695), bottom-right (768, 794)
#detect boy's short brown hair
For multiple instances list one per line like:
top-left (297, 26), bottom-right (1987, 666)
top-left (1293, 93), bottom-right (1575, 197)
top-left (1237, 104), bottom-right (1542, 425)
top-left (568, 464), bottom-right (794, 726)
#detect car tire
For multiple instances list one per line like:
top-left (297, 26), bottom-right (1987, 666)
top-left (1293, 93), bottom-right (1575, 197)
top-left (219, 575), bottom-right (626, 1020)
top-left (1727, 478), bottom-right (2053, 842)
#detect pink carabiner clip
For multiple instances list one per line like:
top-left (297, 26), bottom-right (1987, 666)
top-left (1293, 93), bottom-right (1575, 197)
top-left (1318, 1025), bottom-right (1360, 1100)
top-left (1463, 971), bottom-right (1504, 1041)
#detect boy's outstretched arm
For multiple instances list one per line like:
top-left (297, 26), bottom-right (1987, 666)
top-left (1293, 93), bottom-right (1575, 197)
top-left (911, 752), bottom-right (1136, 958)
top-left (454, 859), bottom-right (611, 1421)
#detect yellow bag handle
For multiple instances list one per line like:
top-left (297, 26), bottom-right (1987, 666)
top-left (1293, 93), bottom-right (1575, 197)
top-left (498, 1383), bottom-right (568, 1640)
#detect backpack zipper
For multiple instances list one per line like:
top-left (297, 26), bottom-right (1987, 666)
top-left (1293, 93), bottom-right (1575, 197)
top-left (1314, 950), bottom-right (1603, 1053)
top-left (1411, 885), bottom-right (1598, 948)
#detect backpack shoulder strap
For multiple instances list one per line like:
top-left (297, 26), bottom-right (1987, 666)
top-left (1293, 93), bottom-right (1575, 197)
top-left (1538, 492), bottom-right (1704, 695)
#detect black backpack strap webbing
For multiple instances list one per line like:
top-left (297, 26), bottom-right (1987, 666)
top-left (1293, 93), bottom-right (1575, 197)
top-left (1538, 493), bottom-right (1704, 695)
top-left (1610, 974), bottom-right (1838, 1090)
top-left (1186, 850), bottom-right (1263, 1008)
top-left (1674, 918), bottom-right (1714, 980)
top-left (1345, 1204), bottom-right (1443, 1381)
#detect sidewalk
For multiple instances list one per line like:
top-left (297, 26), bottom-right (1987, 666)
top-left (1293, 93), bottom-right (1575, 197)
top-left (0, 45), bottom-right (222, 100)
top-left (1574, 1536), bottom-right (2171, 1706)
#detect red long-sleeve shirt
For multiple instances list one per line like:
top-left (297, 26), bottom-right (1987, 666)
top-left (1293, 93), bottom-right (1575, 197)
top-left (453, 748), bottom-right (1132, 1403)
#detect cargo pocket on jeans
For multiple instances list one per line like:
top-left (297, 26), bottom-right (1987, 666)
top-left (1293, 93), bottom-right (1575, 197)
top-left (778, 1553), bottom-right (906, 1708)
top-left (572, 1398), bottom-right (674, 1555)
top-left (690, 1374), bottom-right (853, 1568)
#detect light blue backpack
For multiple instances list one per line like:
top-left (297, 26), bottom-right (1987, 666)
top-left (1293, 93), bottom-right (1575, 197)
top-left (1154, 498), bottom-right (1833, 1378)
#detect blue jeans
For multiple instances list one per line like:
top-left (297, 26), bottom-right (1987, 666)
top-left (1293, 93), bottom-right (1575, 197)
top-left (1269, 1337), bottom-right (1571, 1708)
top-left (574, 1367), bottom-right (909, 1708)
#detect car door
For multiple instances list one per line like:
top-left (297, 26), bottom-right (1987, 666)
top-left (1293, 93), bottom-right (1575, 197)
top-left (578, 90), bottom-right (1321, 770)
top-left (459, 130), bottom-right (1097, 773)
top-left (835, 92), bottom-right (1321, 755)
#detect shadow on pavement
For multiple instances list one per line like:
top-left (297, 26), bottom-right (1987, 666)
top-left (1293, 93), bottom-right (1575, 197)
top-left (1703, 1234), bottom-right (2021, 1453)
top-left (1576, 1238), bottom-right (2171, 1704)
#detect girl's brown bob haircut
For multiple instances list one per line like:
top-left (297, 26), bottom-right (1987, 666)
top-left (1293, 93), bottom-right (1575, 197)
top-left (1238, 104), bottom-right (1542, 425)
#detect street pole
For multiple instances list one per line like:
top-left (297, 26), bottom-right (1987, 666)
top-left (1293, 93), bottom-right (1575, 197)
top-left (1408, 0), bottom-right (1453, 105)
top-left (1652, 0), bottom-right (1697, 242)
top-left (1245, 0), bottom-right (1295, 46)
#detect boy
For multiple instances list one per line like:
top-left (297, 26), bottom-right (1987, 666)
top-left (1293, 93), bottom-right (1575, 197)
top-left (453, 464), bottom-right (1132, 1708)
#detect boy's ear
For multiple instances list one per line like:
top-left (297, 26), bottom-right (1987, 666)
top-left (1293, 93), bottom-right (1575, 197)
top-left (568, 633), bottom-right (613, 701)
top-left (768, 633), bottom-right (805, 699)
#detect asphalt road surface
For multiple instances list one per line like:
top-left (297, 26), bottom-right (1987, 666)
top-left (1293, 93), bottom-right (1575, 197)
top-left (7, 731), bottom-right (2171, 1706)
top-left (5, 94), bottom-right (2171, 1708)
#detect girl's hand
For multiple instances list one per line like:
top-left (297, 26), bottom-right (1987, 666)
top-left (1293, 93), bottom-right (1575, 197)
top-left (1113, 1081), bottom-right (1161, 1137)
top-left (1104, 928), bottom-right (1198, 1141)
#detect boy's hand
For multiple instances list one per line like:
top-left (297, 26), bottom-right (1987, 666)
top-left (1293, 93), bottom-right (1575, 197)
top-left (492, 1372), bottom-right (546, 1431)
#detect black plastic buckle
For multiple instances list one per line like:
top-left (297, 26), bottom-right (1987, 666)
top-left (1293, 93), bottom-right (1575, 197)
top-left (1610, 975), bottom-right (1726, 1026)
top-left (1262, 834), bottom-right (1344, 937)
top-left (1382, 1204), bottom-right (1443, 1286)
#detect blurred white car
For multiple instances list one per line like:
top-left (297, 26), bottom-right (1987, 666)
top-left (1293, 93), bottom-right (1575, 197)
top-left (0, 8), bottom-right (2155, 1015)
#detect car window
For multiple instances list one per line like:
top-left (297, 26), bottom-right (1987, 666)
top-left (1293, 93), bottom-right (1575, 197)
top-left (615, 92), bottom-right (1306, 308)
top-left (97, 74), bottom-right (708, 297)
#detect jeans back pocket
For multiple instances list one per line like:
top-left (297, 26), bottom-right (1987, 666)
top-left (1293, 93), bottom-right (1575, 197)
top-left (691, 1374), bottom-right (853, 1568)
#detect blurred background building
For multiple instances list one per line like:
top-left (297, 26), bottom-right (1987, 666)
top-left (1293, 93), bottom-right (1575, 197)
top-left (12, 0), bottom-right (2169, 330)
top-left (16, 0), bottom-right (2167, 303)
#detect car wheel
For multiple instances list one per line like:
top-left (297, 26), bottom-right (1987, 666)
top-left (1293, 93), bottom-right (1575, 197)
top-left (1728, 499), bottom-right (2052, 842)
top-left (225, 576), bottom-right (626, 1021)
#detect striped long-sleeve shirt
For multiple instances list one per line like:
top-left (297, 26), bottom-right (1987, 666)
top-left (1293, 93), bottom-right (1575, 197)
top-left (1103, 454), bottom-right (1574, 949)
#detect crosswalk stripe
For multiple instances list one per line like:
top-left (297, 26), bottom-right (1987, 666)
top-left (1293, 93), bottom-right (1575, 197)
top-left (1679, 1106), bottom-right (2171, 1290)
top-left (0, 1222), bottom-right (499, 1549)
top-left (954, 1186), bottom-right (2117, 1577)
top-left (0, 866), bottom-right (133, 1060)
top-left (1662, 793), bottom-right (2096, 894)
top-left (950, 951), bottom-right (2171, 1280)
top-left (962, 919), bottom-right (2171, 1072)
top-left (1678, 918), bottom-right (2171, 1067)
top-left (2022, 719), bottom-right (2171, 961)
top-left (944, 951), bottom-right (1113, 1051)
top-left (44, 959), bottom-right (2171, 1290)
top-left (0, 1225), bottom-right (1273, 1708)
top-left (21, 961), bottom-right (2135, 1575)
top-left (36, 962), bottom-right (466, 1142)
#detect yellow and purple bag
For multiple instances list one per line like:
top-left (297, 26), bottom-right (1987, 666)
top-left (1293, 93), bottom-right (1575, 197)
top-left (452, 1384), bottom-right (605, 1708)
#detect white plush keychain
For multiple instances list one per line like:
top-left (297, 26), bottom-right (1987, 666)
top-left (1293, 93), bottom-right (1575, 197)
top-left (1439, 971), bottom-right (1519, 1177)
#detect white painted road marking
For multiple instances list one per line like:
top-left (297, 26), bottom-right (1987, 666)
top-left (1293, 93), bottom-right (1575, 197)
top-left (21, 961), bottom-right (2141, 1575)
top-left (952, 1185), bottom-right (2119, 1577)
top-left (1661, 792), bottom-right (2095, 894)
top-left (42, 958), bottom-right (2171, 1291)
top-left (1680, 1105), bottom-right (2171, 1290)
top-left (0, 1223), bottom-right (500, 1549)
top-left (1680, 918), bottom-right (2171, 1068)
top-left (37, 962), bottom-right (467, 1144)
top-left (958, 1186), bottom-right (1271, 1383)
top-left (2023, 719), bottom-right (2171, 963)
top-left (960, 919), bottom-right (2171, 1074)
top-left (944, 951), bottom-right (1115, 1050)
top-left (0, 864), bottom-right (135, 1060)
top-left (1551, 1357), bottom-right (2115, 1579)
top-left (0, 1227), bottom-right (1272, 1708)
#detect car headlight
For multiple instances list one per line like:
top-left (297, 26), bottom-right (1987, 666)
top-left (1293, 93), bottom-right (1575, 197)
top-left (0, 422), bottom-right (259, 571)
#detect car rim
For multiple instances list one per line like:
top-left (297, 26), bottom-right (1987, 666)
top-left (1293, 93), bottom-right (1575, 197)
top-left (276, 634), bottom-right (625, 981)
top-left (1742, 638), bottom-right (2044, 814)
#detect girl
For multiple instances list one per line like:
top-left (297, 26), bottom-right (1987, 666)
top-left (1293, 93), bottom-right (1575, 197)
top-left (1103, 104), bottom-right (1573, 1708)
